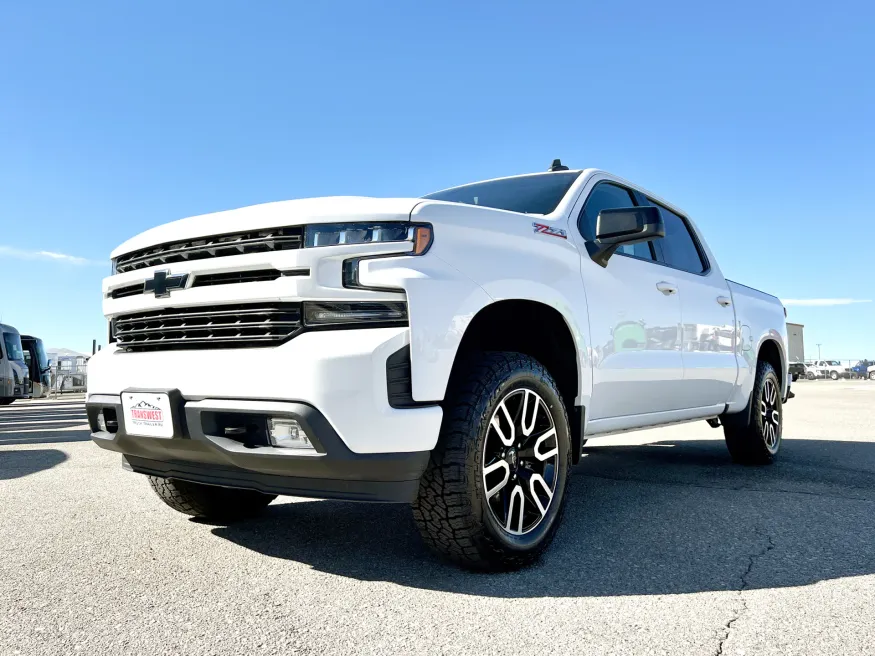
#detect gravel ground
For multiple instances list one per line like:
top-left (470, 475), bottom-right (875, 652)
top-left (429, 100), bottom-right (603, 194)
top-left (1, 382), bottom-right (874, 655)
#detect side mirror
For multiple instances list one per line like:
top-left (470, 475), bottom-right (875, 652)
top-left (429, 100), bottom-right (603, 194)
top-left (589, 206), bottom-right (665, 267)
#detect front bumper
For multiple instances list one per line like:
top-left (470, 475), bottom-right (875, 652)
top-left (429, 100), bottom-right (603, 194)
top-left (87, 395), bottom-right (430, 502)
top-left (87, 327), bottom-right (442, 454)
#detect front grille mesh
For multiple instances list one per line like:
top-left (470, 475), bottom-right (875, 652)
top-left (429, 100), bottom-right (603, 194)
top-left (113, 303), bottom-right (302, 351)
top-left (115, 227), bottom-right (304, 274)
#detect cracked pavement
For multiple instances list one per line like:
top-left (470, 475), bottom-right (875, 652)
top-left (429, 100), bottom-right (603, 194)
top-left (2, 382), bottom-right (875, 655)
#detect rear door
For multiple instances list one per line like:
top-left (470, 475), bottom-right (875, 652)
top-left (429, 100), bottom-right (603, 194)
top-left (640, 197), bottom-right (738, 408)
top-left (573, 181), bottom-right (685, 420)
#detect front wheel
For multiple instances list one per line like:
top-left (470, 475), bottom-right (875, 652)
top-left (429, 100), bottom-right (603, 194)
top-left (806, 372), bottom-right (815, 380)
top-left (148, 477), bottom-right (276, 522)
top-left (830, 370), bottom-right (839, 381)
top-left (723, 360), bottom-right (782, 464)
top-left (869, 372), bottom-right (875, 381)
top-left (412, 352), bottom-right (571, 571)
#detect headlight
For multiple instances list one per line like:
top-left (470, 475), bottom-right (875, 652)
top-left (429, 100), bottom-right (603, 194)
top-left (304, 222), bottom-right (432, 254)
top-left (302, 301), bottom-right (408, 327)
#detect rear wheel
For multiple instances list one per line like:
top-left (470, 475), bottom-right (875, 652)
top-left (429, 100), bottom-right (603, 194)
top-left (148, 477), bottom-right (276, 521)
top-left (869, 372), bottom-right (875, 381)
top-left (723, 360), bottom-right (782, 465)
top-left (412, 352), bottom-right (571, 571)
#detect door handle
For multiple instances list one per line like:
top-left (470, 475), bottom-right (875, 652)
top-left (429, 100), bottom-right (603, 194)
top-left (717, 296), bottom-right (732, 307)
top-left (656, 282), bottom-right (678, 296)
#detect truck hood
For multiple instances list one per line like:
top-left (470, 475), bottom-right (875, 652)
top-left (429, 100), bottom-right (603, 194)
top-left (111, 196), bottom-right (423, 258)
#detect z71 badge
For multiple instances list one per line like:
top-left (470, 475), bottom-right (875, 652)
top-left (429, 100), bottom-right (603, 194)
top-left (532, 222), bottom-right (567, 239)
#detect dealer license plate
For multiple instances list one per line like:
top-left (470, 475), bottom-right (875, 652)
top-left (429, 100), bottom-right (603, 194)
top-left (122, 392), bottom-right (174, 438)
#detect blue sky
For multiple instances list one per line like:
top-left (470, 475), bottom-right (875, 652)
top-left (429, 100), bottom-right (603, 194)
top-left (1, 1), bottom-right (873, 358)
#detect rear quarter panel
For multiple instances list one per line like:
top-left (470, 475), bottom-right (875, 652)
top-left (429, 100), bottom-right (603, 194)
top-left (725, 280), bottom-right (788, 411)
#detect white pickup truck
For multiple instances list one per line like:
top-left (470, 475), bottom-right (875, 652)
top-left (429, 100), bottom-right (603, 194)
top-left (87, 163), bottom-right (790, 570)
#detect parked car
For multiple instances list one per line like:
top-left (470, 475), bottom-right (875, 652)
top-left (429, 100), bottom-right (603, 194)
top-left (809, 360), bottom-right (849, 380)
top-left (788, 361), bottom-right (805, 382)
top-left (86, 164), bottom-right (790, 570)
top-left (850, 359), bottom-right (875, 380)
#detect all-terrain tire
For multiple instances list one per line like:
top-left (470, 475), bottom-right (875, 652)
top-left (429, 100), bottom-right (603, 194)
top-left (412, 351), bottom-right (572, 571)
top-left (723, 360), bottom-right (782, 465)
top-left (148, 477), bottom-right (276, 521)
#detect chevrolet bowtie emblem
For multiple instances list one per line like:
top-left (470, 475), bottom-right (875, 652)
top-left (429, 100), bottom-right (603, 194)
top-left (144, 270), bottom-right (189, 298)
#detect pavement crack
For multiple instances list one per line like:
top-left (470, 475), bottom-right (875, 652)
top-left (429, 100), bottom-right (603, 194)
top-left (715, 530), bottom-right (776, 656)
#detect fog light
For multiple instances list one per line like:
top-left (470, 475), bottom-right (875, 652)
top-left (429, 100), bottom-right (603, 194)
top-left (268, 418), bottom-right (314, 450)
top-left (97, 411), bottom-right (107, 433)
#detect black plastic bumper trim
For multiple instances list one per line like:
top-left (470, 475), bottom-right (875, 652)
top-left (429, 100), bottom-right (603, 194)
top-left (86, 395), bottom-right (430, 503)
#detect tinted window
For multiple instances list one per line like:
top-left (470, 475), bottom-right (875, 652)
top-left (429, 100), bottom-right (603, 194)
top-left (579, 183), bottom-right (636, 241)
top-left (2, 333), bottom-right (24, 362)
top-left (647, 202), bottom-right (706, 274)
top-left (35, 340), bottom-right (48, 370)
top-left (579, 183), bottom-right (655, 261)
top-left (422, 171), bottom-right (581, 215)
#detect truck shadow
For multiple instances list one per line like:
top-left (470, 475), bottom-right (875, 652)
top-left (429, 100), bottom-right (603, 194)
top-left (213, 437), bottom-right (875, 598)
top-left (0, 449), bottom-right (68, 480)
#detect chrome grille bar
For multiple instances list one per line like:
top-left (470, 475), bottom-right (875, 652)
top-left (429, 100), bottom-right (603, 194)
top-left (113, 303), bottom-right (302, 352)
top-left (115, 227), bottom-right (303, 274)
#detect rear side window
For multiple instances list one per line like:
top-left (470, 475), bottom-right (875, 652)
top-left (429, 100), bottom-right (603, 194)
top-left (579, 183), bottom-right (654, 261)
top-left (646, 201), bottom-right (706, 274)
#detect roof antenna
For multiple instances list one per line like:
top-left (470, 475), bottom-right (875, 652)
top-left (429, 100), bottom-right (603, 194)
top-left (549, 158), bottom-right (569, 172)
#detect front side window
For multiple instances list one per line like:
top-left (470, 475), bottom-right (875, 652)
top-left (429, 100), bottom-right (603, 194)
top-left (2, 333), bottom-right (24, 362)
top-left (579, 183), bottom-right (655, 261)
top-left (645, 201), bottom-right (706, 274)
top-left (422, 171), bottom-right (581, 215)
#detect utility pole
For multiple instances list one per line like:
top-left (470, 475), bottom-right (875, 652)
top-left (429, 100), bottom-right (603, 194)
top-left (816, 343), bottom-right (822, 360)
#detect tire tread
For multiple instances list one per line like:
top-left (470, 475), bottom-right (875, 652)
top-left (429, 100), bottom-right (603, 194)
top-left (148, 476), bottom-right (276, 521)
top-left (412, 351), bottom-right (570, 570)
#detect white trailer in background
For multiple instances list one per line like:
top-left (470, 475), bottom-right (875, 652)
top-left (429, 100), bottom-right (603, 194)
top-left (787, 323), bottom-right (805, 380)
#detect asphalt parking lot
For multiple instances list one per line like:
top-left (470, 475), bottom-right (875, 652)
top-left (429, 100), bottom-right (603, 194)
top-left (2, 383), bottom-right (874, 656)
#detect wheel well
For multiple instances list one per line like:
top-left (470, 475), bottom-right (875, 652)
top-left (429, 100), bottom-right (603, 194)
top-left (450, 300), bottom-right (582, 460)
top-left (758, 339), bottom-right (784, 388)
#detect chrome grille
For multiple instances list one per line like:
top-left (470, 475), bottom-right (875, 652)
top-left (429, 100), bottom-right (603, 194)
top-left (113, 303), bottom-right (302, 351)
top-left (115, 227), bottom-right (304, 274)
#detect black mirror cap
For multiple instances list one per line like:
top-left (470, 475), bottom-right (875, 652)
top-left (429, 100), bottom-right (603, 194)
top-left (588, 206), bottom-right (665, 268)
top-left (595, 206), bottom-right (665, 245)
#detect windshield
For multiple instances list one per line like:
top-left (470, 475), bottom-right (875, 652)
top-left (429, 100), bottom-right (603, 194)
top-left (826, 360), bottom-right (841, 366)
top-left (2, 332), bottom-right (25, 362)
top-left (422, 171), bottom-right (581, 215)
top-left (33, 339), bottom-right (49, 370)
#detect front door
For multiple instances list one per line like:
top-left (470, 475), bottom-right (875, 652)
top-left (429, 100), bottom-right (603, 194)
top-left (573, 180), bottom-right (685, 421)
